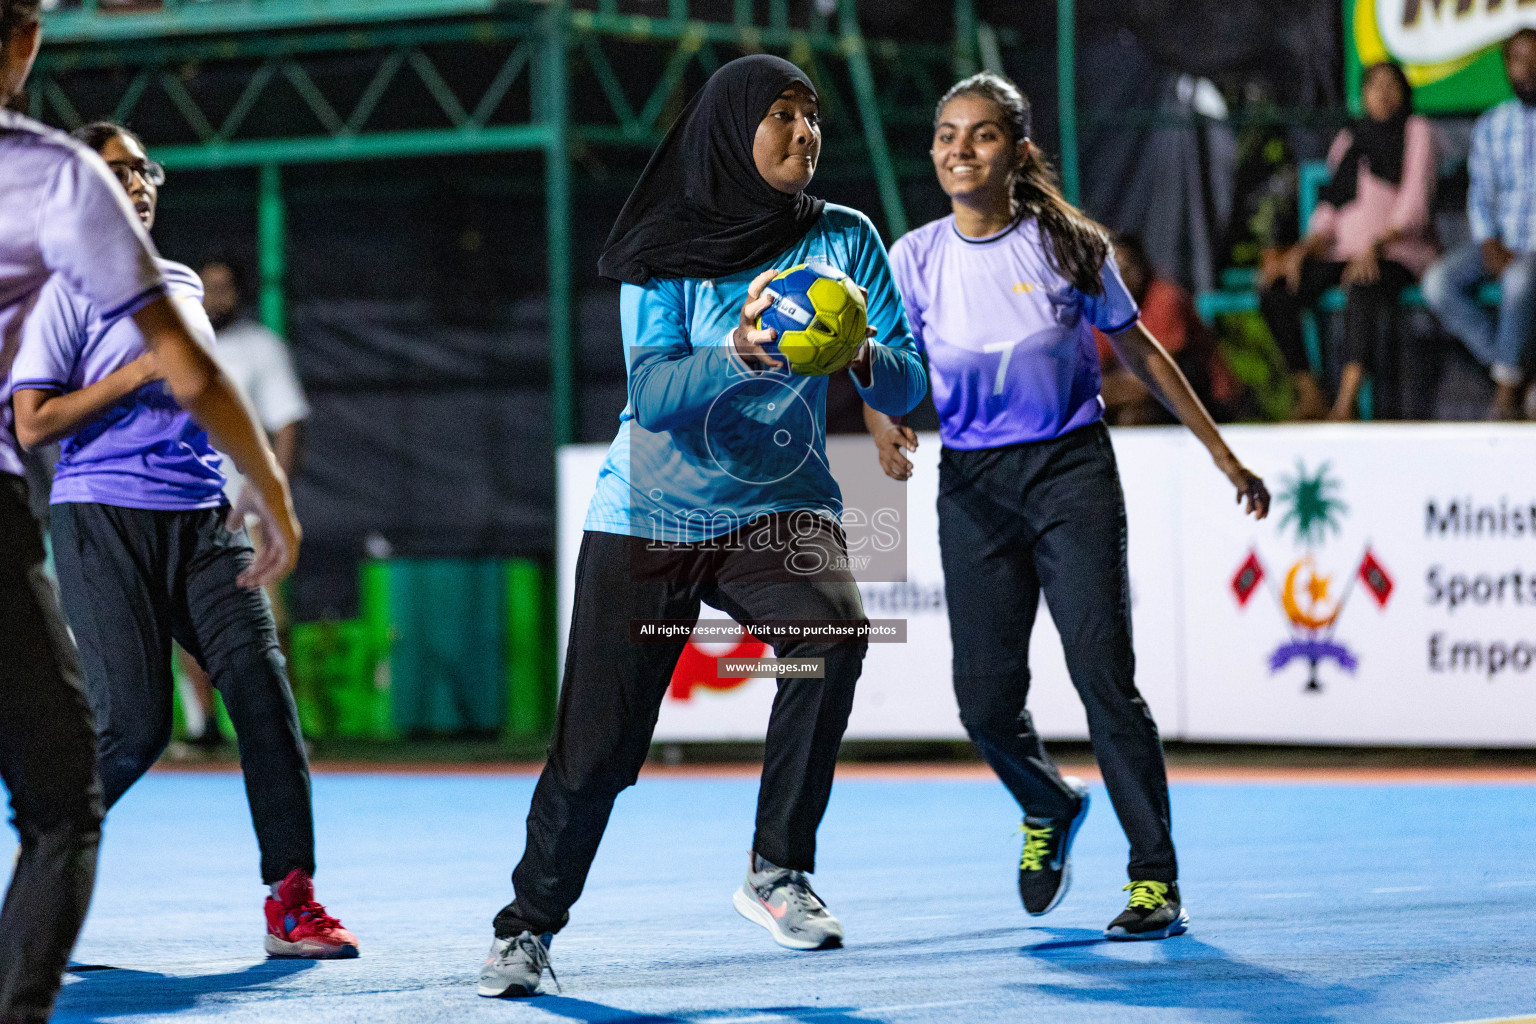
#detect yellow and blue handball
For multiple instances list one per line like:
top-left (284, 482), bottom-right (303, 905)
top-left (755, 262), bottom-right (868, 376)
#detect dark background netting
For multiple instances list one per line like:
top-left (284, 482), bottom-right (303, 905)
top-left (119, 0), bottom-right (1341, 613)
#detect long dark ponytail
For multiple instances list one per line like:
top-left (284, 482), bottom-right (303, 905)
top-left (935, 72), bottom-right (1110, 295)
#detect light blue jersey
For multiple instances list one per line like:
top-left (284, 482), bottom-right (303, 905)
top-left (585, 204), bottom-right (925, 543)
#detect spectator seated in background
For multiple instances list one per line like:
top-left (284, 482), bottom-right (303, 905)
top-left (1258, 61), bottom-right (1436, 421)
top-left (1423, 29), bottom-right (1536, 421)
top-left (1096, 234), bottom-right (1243, 425)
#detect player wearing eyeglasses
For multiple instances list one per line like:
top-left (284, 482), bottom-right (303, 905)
top-left (1, 0), bottom-right (305, 1012)
top-left (8, 122), bottom-right (359, 962)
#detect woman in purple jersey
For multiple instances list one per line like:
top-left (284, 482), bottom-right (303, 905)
top-left (10, 122), bottom-right (358, 962)
top-left (1, 1), bottom-right (299, 1012)
top-left (868, 73), bottom-right (1270, 939)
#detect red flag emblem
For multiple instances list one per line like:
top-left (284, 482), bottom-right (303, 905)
top-left (1231, 551), bottom-right (1265, 606)
top-left (1358, 548), bottom-right (1393, 606)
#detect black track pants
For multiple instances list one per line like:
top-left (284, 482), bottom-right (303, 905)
top-left (50, 501), bottom-right (314, 885)
top-left (937, 422), bottom-right (1176, 883)
top-left (495, 515), bottom-right (867, 937)
top-left (0, 475), bottom-right (102, 1024)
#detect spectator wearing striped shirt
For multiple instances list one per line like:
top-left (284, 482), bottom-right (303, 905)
top-left (1423, 28), bottom-right (1536, 420)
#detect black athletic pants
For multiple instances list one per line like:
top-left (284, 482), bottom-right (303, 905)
top-left (1259, 258), bottom-right (1414, 419)
top-left (494, 515), bottom-right (867, 937)
top-left (937, 423), bottom-right (1177, 883)
top-left (0, 475), bottom-right (102, 1024)
top-left (50, 502), bottom-right (314, 885)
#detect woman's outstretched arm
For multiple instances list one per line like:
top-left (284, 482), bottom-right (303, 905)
top-left (1107, 320), bottom-right (1270, 519)
top-left (847, 217), bottom-right (926, 417)
top-left (132, 294), bottom-right (300, 585)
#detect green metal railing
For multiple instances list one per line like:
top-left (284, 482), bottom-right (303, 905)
top-left (1055, 0), bottom-right (1078, 204)
top-left (36, 0), bottom-right (1105, 738)
top-left (34, 0), bottom-right (1000, 736)
top-left (36, 0), bottom-right (988, 449)
top-left (44, 0), bottom-right (505, 44)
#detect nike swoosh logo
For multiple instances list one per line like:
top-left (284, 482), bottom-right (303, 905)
top-left (760, 896), bottom-right (788, 919)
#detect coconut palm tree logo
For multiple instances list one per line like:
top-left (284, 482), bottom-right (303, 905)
top-left (1231, 462), bottom-right (1393, 693)
top-left (1278, 461), bottom-right (1346, 548)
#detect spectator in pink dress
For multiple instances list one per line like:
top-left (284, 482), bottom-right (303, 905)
top-left (1259, 62), bottom-right (1437, 420)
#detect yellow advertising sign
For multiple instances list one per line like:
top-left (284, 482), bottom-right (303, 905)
top-left (1348, 0), bottom-right (1530, 113)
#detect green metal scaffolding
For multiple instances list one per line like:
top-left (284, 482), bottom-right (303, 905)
top-left (34, 0), bottom-right (1089, 437)
top-left (34, 0), bottom-right (1084, 739)
top-left (35, 0), bottom-right (1010, 446)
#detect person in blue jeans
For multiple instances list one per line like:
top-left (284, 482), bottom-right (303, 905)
top-left (1422, 28), bottom-right (1536, 420)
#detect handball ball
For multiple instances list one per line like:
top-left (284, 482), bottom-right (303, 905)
top-left (755, 262), bottom-right (868, 376)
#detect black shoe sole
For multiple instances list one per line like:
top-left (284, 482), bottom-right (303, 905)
top-left (1105, 907), bottom-right (1189, 941)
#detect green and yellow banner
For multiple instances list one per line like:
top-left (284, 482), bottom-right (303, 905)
top-left (1347, 0), bottom-right (1536, 114)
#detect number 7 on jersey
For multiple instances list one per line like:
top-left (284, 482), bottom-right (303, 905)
top-left (983, 338), bottom-right (1021, 396)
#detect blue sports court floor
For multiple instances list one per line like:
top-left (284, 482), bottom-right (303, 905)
top-left (6, 767), bottom-right (1535, 1024)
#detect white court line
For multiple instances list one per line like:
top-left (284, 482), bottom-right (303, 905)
top-left (708, 999), bottom-right (983, 1023)
top-left (1370, 885), bottom-right (1429, 894)
top-left (1432, 1016), bottom-right (1536, 1024)
top-left (894, 914), bottom-right (961, 921)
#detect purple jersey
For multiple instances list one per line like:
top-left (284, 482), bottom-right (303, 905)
top-left (889, 215), bottom-right (1139, 449)
top-left (0, 111), bottom-right (166, 478)
top-left (12, 259), bottom-right (225, 510)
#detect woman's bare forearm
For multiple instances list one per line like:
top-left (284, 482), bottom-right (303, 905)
top-left (131, 297), bottom-right (293, 517)
top-left (1109, 321), bottom-right (1236, 469)
top-left (862, 402), bottom-right (898, 437)
top-left (13, 358), bottom-right (155, 448)
top-left (272, 421), bottom-right (302, 476)
top-left (1301, 231), bottom-right (1333, 259)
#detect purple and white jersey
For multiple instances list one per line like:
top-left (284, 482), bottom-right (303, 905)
top-left (889, 214), bottom-right (1139, 449)
top-left (12, 259), bottom-right (225, 510)
top-left (0, 110), bottom-right (166, 478)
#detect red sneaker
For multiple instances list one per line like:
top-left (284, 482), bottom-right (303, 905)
top-left (264, 869), bottom-right (360, 959)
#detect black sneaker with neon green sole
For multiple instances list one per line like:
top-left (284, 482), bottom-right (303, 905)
top-left (1017, 776), bottom-right (1091, 916)
top-left (1105, 880), bottom-right (1189, 940)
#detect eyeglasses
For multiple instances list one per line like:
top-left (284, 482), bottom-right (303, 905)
top-left (106, 159), bottom-right (166, 189)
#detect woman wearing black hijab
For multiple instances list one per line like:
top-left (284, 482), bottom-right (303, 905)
top-left (1258, 61), bottom-right (1438, 420)
top-left (477, 54), bottom-right (925, 997)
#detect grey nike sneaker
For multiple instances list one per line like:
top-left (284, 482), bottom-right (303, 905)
top-left (732, 853), bottom-right (844, 950)
top-left (477, 931), bottom-right (558, 997)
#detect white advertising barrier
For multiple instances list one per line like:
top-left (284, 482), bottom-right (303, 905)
top-left (562, 424), bottom-right (1536, 746)
top-left (1179, 424), bottom-right (1536, 745)
top-left (557, 430), bottom-right (1182, 742)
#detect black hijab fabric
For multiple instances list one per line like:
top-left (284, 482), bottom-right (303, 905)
top-left (1318, 64), bottom-right (1412, 209)
top-left (598, 54), bottom-right (826, 285)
